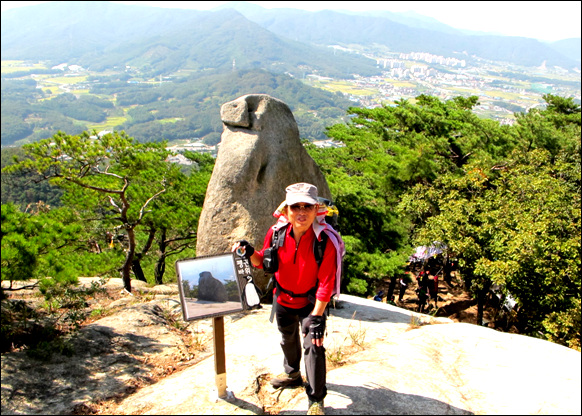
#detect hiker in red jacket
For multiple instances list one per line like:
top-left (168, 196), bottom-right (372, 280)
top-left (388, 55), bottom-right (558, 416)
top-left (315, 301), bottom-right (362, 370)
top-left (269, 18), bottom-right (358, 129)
top-left (232, 183), bottom-right (337, 415)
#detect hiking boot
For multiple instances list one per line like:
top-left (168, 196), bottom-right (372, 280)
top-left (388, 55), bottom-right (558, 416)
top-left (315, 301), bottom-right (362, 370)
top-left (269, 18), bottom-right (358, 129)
top-left (307, 399), bottom-right (325, 415)
top-left (270, 371), bottom-right (303, 388)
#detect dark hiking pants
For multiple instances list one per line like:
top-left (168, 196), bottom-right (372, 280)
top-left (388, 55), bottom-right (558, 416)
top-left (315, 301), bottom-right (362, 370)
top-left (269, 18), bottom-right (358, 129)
top-left (275, 302), bottom-right (327, 402)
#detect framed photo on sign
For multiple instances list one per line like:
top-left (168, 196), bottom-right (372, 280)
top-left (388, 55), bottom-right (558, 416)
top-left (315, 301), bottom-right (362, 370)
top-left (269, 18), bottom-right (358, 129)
top-left (175, 253), bottom-right (245, 321)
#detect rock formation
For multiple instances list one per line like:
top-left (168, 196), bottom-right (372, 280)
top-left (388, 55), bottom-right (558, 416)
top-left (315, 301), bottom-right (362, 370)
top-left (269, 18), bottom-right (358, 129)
top-left (197, 94), bottom-right (331, 290)
top-left (197, 271), bottom-right (228, 303)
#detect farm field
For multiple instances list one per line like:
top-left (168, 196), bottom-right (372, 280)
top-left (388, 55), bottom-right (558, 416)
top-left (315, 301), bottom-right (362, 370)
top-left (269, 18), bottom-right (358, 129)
top-left (1, 60), bottom-right (48, 73)
top-left (2, 55), bottom-right (580, 147)
top-left (87, 116), bottom-right (128, 132)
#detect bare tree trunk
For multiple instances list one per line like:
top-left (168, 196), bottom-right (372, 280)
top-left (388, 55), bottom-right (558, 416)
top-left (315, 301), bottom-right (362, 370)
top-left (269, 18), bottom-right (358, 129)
top-left (154, 256), bottom-right (167, 285)
top-left (121, 227), bottom-right (137, 292)
top-left (121, 253), bottom-right (133, 292)
top-left (132, 260), bottom-right (147, 282)
top-left (154, 228), bottom-right (167, 285)
top-left (132, 227), bottom-right (157, 283)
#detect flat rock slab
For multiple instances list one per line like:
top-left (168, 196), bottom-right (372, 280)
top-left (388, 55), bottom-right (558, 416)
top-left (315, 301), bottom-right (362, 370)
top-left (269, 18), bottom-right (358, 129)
top-left (109, 295), bottom-right (581, 415)
top-left (2, 294), bottom-right (580, 415)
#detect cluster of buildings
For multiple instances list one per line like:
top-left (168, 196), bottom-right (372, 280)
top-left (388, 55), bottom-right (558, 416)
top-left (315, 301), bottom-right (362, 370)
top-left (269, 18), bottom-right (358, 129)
top-left (165, 141), bottom-right (218, 164)
top-left (163, 138), bottom-right (343, 166)
top-left (325, 49), bottom-right (581, 124)
top-left (51, 63), bottom-right (85, 72)
top-left (398, 52), bottom-right (466, 67)
top-left (374, 53), bottom-right (466, 76)
top-left (373, 53), bottom-right (466, 71)
top-left (311, 139), bottom-right (345, 149)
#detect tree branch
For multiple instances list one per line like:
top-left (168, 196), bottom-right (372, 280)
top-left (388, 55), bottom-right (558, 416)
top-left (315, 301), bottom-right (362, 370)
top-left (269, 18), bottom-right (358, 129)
top-left (92, 165), bottom-right (125, 180)
top-left (63, 175), bottom-right (124, 194)
top-left (162, 244), bottom-right (191, 258)
top-left (163, 234), bottom-right (197, 245)
top-left (135, 227), bottom-right (157, 260)
top-left (4, 281), bottom-right (40, 291)
top-left (137, 188), bottom-right (166, 223)
top-left (108, 196), bottom-right (122, 213)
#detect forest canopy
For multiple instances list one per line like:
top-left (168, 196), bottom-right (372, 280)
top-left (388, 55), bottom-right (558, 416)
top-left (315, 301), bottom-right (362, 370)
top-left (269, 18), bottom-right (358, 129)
top-left (307, 93), bottom-right (580, 350)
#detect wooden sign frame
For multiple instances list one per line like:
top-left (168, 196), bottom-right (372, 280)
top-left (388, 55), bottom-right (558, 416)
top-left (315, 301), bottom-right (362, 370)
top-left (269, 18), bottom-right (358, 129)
top-left (175, 252), bottom-right (245, 321)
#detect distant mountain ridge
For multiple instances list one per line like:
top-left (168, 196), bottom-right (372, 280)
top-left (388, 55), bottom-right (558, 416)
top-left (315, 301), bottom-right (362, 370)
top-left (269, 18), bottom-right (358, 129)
top-left (1, 1), bottom-right (579, 72)
top-left (548, 38), bottom-right (582, 63)
top-left (0, 1), bottom-right (379, 78)
top-left (223, 4), bottom-right (580, 69)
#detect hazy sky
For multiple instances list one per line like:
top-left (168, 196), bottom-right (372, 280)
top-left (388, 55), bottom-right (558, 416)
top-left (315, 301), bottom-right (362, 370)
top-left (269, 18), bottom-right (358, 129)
top-left (1, 1), bottom-right (581, 42)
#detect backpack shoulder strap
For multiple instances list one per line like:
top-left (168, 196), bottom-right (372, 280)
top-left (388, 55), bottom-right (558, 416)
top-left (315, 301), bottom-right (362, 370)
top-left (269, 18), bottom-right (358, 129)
top-left (314, 230), bottom-right (328, 267)
top-left (271, 222), bottom-right (289, 248)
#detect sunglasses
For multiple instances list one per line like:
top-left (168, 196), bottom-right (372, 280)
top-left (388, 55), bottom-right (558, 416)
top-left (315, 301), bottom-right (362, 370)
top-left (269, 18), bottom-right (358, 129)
top-left (289, 204), bottom-right (315, 212)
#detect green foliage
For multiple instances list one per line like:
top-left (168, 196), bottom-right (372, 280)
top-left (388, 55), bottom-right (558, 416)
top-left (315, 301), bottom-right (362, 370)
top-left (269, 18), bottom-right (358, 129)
top-left (311, 93), bottom-right (580, 349)
top-left (1, 114), bottom-right (34, 144)
top-left (308, 94), bottom-right (509, 296)
top-left (38, 93), bottom-right (112, 123)
top-left (1, 203), bottom-right (82, 286)
top-left (397, 94), bottom-right (581, 349)
top-left (542, 298), bottom-right (581, 351)
top-left (2, 131), bottom-right (177, 291)
top-left (41, 278), bottom-right (106, 327)
top-left (1, 147), bottom-right (64, 209)
top-left (2, 130), bottom-right (213, 289)
top-left (1, 79), bottom-right (38, 146)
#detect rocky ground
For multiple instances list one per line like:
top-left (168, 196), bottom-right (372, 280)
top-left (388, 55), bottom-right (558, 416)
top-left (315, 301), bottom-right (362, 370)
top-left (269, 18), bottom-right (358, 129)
top-left (1, 278), bottom-right (200, 414)
top-left (3, 276), bottom-right (573, 415)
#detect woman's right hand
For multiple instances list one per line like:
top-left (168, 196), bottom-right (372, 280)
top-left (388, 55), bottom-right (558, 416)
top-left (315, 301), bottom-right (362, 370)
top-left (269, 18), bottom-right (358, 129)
top-left (232, 240), bottom-right (254, 259)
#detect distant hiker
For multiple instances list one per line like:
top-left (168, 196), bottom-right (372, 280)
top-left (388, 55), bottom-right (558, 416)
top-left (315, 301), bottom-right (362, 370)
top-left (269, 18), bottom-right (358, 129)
top-left (443, 258), bottom-right (454, 286)
top-left (398, 273), bottom-right (412, 302)
top-left (105, 231), bottom-right (114, 248)
top-left (427, 266), bottom-right (440, 308)
top-left (374, 290), bottom-right (385, 302)
top-left (232, 183), bottom-right (344, 415)
top-left (387, 274), bottom-right (398, 300)
top-left (416, 271), bottom-right (430, 313)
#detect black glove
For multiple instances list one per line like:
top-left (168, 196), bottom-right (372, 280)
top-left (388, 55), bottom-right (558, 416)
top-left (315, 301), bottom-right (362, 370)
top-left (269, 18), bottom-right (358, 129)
top-left (236, 240), bottom-right (255, 259)
top-left (303, 314), bottom-right (326, 340)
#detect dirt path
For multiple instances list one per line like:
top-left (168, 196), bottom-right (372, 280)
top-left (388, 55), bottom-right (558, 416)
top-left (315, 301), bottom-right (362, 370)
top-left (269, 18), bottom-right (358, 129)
top-left (371, 272), bottom-right (502, 328)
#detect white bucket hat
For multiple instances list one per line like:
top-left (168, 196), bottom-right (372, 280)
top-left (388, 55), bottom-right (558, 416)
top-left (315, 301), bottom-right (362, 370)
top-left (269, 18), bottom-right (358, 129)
top-left (285, 183), bottom-right (318, 206)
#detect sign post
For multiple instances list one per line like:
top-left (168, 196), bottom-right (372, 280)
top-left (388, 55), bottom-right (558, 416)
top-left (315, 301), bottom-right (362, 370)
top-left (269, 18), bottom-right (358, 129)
top-left (213, 316), bottom-right (227, 399)
top-left (174, 252), bottom-right (261, 400)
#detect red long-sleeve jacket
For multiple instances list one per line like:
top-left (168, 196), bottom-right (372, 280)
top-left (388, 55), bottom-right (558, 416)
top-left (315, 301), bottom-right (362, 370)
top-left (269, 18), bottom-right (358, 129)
top-left (256, 224), bottom-right (337, 309)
